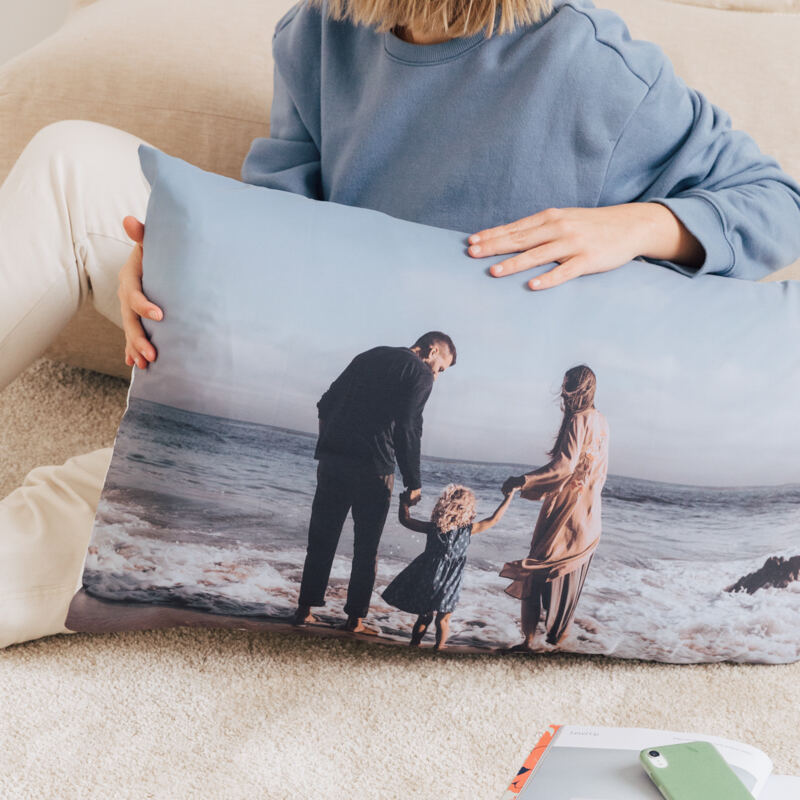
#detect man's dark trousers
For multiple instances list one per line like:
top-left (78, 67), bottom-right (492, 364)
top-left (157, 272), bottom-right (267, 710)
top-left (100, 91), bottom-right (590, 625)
top-left (298, 457), bottom-right (395, 618)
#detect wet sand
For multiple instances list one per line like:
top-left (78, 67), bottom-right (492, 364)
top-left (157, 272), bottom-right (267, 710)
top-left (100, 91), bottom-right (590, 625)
top-left (65, 589), bottom-right (502, 655)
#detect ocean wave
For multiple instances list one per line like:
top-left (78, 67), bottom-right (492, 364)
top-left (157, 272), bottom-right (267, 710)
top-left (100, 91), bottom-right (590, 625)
top-left (82, 522), bottom-right (800, 663)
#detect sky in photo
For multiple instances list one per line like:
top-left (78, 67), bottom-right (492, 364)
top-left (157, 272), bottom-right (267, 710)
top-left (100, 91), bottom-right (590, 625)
top-left (131, 154), bottom-right (800, 487)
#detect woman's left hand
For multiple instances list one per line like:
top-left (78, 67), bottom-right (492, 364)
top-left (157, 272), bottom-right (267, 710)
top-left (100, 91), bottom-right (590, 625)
top-left (467, 202), bottom-right (700, 291)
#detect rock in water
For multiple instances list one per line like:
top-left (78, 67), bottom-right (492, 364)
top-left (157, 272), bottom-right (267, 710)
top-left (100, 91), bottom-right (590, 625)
top-left (726, 555), bottom-right (800, 594)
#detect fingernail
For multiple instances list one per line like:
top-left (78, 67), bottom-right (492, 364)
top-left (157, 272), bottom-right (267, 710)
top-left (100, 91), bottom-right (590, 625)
top-left (530, 278), bottom-right (541, 288)
top-left (491, 264), bottom-right (503, 276)
top-left (470, 244), bottom-right (481, 255)
top-left (469, 234), bottom-right (480, 243)
top-left (149, 310), bottom-right (160, 320)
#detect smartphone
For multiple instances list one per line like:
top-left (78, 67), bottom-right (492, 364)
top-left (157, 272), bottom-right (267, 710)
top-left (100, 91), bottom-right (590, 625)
top-left (639, 741), bottom-right (754, 800)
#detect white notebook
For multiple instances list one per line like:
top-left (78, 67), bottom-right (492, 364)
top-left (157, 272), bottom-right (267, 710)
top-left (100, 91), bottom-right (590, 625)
top-left (762, 775), bottom-right (800, 800)
top-left (502, 725), bottom-right (799, 799)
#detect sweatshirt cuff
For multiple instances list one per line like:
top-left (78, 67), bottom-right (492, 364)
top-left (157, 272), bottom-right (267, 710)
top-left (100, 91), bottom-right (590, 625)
top-left (643, 192), bottom-right (736, 278)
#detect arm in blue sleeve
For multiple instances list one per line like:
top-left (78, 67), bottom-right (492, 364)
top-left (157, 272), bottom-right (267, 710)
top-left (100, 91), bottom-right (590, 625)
top-left (597, 59), bottom-right (800, 280)
top-left (240, 37), bottom-right (322, 198)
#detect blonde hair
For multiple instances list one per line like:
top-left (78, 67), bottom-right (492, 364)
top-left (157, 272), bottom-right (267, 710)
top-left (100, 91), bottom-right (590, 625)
top-left (306, 0), bottom-right (555, 38)
top-left (430, 483), bottom-right (477, 531)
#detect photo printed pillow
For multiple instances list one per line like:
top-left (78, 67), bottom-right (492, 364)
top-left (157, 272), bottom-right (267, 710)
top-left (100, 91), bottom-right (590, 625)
top-left (66, 145), bottom-right (800, 664)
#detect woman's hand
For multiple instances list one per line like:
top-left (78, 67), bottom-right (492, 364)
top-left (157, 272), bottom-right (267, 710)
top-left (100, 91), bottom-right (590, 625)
top-left (467, 203), bottom-right (704, 290)
top-left (117, 216), bottom-right (163, 369)
top-left (502, 476), bottom-right (525, 495)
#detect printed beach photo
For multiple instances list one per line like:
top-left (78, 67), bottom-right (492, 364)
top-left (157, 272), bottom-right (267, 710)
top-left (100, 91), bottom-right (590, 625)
top-left (65, 325), bottom-right (800, 662)
top-left (65, 187), bottom-right (800, 663)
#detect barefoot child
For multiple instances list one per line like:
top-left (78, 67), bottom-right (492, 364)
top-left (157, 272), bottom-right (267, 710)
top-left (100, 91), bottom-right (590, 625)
top-left (382, 483), bottom-right (518, 650)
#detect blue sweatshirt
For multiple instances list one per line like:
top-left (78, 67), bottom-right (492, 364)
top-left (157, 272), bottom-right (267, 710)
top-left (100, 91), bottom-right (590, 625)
top-left (241, 0), bottom-right (800, 281)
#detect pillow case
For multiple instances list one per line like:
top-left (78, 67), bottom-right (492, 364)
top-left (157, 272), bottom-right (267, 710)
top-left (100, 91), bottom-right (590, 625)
top-left (65, 145), bottom-right (800, 664)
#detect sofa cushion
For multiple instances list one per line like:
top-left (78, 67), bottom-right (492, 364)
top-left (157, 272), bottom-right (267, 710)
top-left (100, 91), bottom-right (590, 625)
top-left (598, 0), bottom-right (800, 283)
top-left (0, 0), bottom-right (295, 186)
top-left (600, 0), bottom-right (800, 198)
top-left (63, 144), bottom-right (800, 663)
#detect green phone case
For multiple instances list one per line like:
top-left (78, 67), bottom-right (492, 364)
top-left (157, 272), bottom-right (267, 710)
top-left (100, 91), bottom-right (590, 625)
top-left (639, 741), bottom-right (754, 800)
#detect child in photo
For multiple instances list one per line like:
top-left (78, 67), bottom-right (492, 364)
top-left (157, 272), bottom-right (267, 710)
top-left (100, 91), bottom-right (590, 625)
top-left (382, 483), bottom-right (518, 650)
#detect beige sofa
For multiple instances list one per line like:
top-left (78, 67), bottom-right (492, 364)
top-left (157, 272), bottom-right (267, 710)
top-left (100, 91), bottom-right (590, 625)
top-left (1, 0), bottom-right (798, 381)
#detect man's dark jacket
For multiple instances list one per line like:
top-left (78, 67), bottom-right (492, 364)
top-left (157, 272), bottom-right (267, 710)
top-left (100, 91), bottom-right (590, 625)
top-left (314, 346), bottom-right (434, 490)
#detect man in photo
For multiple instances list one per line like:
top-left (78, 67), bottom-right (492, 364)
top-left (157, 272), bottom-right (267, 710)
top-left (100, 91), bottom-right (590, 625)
top-left (293, 331), bottom-right (457, 634)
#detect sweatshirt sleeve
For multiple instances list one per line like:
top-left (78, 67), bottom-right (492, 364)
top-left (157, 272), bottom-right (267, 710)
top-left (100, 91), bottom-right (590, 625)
top-left (597, 59), bottom-right (800, 281)
top-left (240, 4), bottom-right (322, 198)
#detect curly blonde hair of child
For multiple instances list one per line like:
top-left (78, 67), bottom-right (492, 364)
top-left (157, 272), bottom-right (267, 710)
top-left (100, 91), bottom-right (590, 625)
top-left (430, 484), bottom-right (478, 532)
top-left (307, 0), bottom-right (555, 39)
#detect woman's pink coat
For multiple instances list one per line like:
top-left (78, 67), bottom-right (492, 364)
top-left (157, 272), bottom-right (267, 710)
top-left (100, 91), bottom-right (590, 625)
top-left (501, 407), bottom-right (610, 594)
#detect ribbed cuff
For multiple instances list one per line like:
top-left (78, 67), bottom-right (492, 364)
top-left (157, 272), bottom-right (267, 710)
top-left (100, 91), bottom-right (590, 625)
top-left (643, 192), bottom-right (735, 278)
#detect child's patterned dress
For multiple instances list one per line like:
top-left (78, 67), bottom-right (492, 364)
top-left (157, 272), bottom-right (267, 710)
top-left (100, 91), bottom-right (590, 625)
top-left (382, 523), bottom-right (473, 615)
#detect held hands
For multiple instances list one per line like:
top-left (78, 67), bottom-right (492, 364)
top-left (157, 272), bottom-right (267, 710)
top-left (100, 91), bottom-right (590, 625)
top-left (401, 488), bottom-right (422, 507)
top-left (118, 216), bottom-right (164, 369)
top-left (502, 476), bottom-right (526, 496)
top-left (467, 203), bottom-right (699, 291)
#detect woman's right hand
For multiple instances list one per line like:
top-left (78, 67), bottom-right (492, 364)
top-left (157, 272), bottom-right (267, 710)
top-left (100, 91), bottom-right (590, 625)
top-left (117, 215), bottom-right (163, 369)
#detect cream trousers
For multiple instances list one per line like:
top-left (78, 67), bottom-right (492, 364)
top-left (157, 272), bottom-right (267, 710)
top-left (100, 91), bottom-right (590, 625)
top-left (1, 120), bottom-right (153, 648)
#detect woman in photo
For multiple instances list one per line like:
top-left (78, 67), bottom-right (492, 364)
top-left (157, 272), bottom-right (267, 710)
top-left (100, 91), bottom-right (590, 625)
top-left (500, 365), bottom-right (609, 651)
top-left (382, 483), bottom-right (518, 650)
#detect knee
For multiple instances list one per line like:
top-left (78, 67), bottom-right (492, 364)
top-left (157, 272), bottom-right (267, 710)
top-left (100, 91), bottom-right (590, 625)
top-left (23, 120), bottom-right (129, 168)
top-left (28, 119), bottom-right (102, 151)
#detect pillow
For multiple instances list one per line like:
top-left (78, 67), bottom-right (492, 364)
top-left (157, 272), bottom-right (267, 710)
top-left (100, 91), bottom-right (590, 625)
top-left (65, 144), bottom-right (800, 664)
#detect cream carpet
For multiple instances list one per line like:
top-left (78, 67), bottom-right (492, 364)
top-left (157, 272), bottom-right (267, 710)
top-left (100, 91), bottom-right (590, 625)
top-left (2, 358), bottom-right (799, 798)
